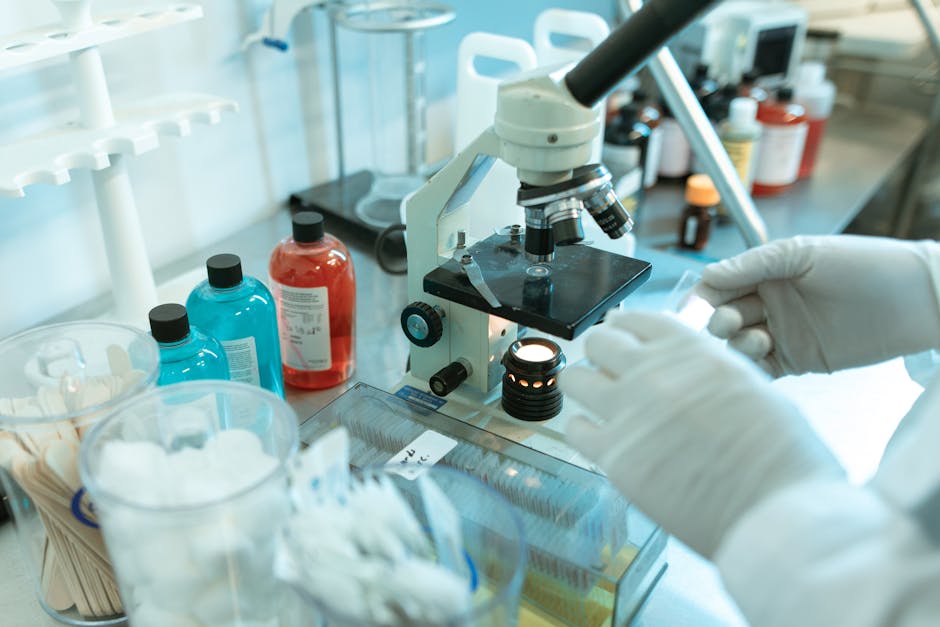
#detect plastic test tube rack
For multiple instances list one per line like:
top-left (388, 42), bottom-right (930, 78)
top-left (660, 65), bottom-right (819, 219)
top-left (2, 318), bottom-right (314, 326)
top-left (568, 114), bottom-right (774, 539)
top-left (0, 1), bottom-right (238, 324)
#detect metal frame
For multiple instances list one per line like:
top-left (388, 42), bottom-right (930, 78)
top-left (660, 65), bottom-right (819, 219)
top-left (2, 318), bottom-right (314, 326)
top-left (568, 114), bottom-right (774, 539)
top-left (893, 0), bottom-right (940, 238)
top-left (622, 0), bottom-right (769, 248)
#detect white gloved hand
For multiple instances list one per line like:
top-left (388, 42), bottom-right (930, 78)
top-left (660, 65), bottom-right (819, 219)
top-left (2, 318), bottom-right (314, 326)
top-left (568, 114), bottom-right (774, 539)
top-left (561, 311), bottom-right (844, 558)
top-left (698, 235), bottom-right (940, 377)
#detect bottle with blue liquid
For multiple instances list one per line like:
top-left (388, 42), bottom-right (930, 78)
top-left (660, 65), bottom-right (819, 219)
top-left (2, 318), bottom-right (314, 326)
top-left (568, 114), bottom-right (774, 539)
top-left (149, 303), bottom-right (230, 385)
top-left (186, 253), bottom-right (285, 397)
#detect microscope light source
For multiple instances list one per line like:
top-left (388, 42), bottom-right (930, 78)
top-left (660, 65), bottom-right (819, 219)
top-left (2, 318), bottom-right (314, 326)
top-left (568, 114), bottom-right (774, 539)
top-left (501, 338), bottom-right (566, 421)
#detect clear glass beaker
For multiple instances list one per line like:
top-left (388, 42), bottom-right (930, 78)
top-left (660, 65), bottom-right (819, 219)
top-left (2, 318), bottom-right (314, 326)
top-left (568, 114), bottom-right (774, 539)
top-left (0, 321), bottom-right (160, 625)
top-left (78, 380), bottom-right (299, 627)
top-left (290, 465), bottom-right (526, 626)
top-left (333, 2), bottom-right (454, 229)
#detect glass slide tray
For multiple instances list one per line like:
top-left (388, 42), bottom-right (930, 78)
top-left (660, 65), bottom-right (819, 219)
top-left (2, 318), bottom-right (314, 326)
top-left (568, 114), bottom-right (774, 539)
top-left (300, 383), bottom-right (667, 626)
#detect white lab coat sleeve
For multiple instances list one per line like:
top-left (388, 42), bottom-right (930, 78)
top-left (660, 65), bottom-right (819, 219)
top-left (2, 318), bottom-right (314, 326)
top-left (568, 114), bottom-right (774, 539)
top-left (713, 478), bottom-right (940, 627)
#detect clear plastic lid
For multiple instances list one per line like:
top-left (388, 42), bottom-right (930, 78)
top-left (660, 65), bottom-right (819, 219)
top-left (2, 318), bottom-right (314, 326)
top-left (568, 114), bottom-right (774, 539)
top-left (0, 321), bottom-right (160, 428)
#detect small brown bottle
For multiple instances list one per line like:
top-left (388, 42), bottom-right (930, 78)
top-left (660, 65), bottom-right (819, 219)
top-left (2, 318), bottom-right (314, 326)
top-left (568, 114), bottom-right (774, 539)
top-left (678, 174), bottom-right (720, 251)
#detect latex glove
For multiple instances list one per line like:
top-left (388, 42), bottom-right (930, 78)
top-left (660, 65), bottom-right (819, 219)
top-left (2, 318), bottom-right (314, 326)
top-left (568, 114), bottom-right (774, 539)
top-left (698, 235), bottom-right (940, 377)
top-left (561, 311), bottom-right (844, 558)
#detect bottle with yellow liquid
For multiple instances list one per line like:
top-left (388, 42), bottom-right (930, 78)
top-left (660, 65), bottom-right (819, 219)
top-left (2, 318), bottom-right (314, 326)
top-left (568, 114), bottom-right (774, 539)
top-left (718, 97), bottom-right (762, 211)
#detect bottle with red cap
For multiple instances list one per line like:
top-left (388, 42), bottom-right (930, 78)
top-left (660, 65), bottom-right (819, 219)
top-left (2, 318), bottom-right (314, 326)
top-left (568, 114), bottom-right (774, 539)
top-left (269, 212), bottom-right (356, 389)
top-left (752, 87), bottom-right (808, 197)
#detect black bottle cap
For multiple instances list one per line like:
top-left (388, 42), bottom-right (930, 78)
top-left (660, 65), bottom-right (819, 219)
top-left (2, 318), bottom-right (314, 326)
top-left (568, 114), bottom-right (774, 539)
top-left (292, 211), bottom-right (325, 243)
top-left (777, 86), bottom-right (794, 101)
top-left (149, 303), bottom-right (190, 344)
top-left (206, 253), bottom-right (243, 289)
top-left (741, 70), bottom-right (759, 85)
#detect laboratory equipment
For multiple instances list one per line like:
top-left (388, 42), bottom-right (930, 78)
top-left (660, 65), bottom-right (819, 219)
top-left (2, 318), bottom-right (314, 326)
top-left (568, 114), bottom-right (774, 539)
top-left (79, 381), bottom-right (299, 627)
top-left (603, 102), bottom-right (650, 197)
top-left (794, 62), bottom-right (836, 179)
top-left (0, 1), bottom-right (236, 324)
top-left (0, 321), bottom-right (160, 625)
top-left (500, 338), bottom-right (566, 421)
top-left (284, 462), bottom-right (525, 626)
top-left (719, 97), bottom-right (762, 194)
top-left (671, 1), bottom-right (808, 85)
top-left (632, 90), bottom-right (664, 189)
top-left (657, 102), bottom-right (693, 179)
top-left (186, 254), bottom-right (285, 396)
top-left (148, 304), bottom-right (230, 386)
top-left (302, 383), bottom-right (668, 626)
top-left (269, 212), bottom-right (356, 389)
top-left (289, 2), bottom-right (455, 238)
top-left (753, 87), bottom-right (809, 197)
top-left (397, 0), bottom-right (719, 454)
top-left (678, 174), bottom-right (720, 251)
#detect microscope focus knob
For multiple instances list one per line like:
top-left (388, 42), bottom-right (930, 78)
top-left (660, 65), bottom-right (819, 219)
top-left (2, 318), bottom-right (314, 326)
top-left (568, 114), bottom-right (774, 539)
top-left (430, 359), bottom-right (472, 397)
top-left (401, 302), bottom-right (444, 347)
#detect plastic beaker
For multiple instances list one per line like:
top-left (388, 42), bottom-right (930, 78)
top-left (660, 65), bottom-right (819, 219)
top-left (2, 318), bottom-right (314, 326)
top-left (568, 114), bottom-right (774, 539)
top-left (78, 380), bottom-right (299, 627)
top-left (289, 465), bottom-right (526, 626)
top-left (0, 321), bottom-right (160, 625)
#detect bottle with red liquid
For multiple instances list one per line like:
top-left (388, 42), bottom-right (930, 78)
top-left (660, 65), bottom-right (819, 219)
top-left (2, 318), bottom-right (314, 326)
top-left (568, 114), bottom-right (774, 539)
top-left (795, 62), bottom-right (836, 179)
top-left (269, 211), bottom-right (355, 389)
top-left (752, 87), bottom-right (808, 197)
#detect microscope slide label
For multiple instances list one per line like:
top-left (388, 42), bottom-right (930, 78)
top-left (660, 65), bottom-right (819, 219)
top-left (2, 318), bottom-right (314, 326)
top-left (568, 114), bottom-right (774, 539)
top-left (387, 430), bottom-right (458, 479)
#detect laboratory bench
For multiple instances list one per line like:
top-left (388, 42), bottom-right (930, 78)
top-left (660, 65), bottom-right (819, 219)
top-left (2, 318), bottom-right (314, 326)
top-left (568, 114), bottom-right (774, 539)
top-left (635, 103), bottom-right (927, 260)
top-left (0, 101), bottom-right (930, 627)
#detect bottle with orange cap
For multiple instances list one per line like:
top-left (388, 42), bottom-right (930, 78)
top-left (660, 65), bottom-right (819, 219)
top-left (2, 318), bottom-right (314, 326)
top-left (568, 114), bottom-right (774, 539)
top-left (678, 174), bottom-right (720, 251)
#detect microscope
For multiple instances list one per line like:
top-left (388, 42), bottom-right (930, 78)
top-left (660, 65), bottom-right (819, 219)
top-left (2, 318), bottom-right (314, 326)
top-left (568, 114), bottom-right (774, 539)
top-left (396, 0), bottom-right (718, 461)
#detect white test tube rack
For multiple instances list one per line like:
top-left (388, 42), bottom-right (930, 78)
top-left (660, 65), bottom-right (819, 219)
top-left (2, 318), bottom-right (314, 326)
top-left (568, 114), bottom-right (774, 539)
top-left (0, 0), bottom-right (238, 324)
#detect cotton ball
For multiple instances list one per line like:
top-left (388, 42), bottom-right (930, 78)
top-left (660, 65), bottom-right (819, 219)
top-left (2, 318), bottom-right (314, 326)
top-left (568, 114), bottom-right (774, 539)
top-left (388, 559), bottom-right (472, 623)
top-left (233, 483), bottom-right (290, 541)
top-left (96, 441), bottom-right (167, 504)
top-left (190, 579), bottom-right (248, 625)
top-left (207, 429), bottom-right (264, 462)
top-left (188, 514), bottom-right (253, 573)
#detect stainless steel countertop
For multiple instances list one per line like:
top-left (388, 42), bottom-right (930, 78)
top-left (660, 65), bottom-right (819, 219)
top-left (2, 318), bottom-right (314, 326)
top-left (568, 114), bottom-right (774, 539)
top-left (0, 101), bottom-right (929, 627)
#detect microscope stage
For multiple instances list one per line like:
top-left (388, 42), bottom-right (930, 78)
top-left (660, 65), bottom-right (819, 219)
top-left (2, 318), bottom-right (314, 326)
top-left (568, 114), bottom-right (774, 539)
top-left (423, 233), bottom-right (651, 339)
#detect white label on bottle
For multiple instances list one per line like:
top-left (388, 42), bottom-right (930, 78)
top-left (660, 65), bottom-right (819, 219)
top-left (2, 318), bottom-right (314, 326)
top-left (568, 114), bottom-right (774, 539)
top-left (753, 123), bottom-right (809, 187)
top-left (276, 285), bottom-right (332, 371)
top-left (658, 118), bottom-right (692, 178)
top-left (644, 126), bottom-right (664, 188)
top-left (684, 216), bottom-right (699, 246)
top-left (220, 337), bottom-right (261, 386)
top-left (387, 430), bottom-right (458, 480)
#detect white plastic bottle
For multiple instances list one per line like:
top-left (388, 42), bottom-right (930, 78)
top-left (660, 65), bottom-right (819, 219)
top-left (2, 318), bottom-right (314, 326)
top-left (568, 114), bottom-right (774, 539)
top-left (657, 103), bottom-right (692, 179)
